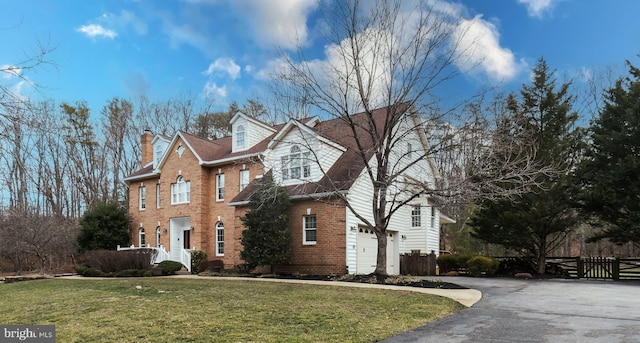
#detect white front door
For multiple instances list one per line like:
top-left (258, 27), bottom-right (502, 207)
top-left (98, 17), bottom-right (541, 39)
top-left (169, 217), bottom-right (190, 261)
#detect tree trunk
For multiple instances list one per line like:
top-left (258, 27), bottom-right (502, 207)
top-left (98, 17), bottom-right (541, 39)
top-left (374, 229), bottom-right (388, 275)
top-left (537, 239), bottom-right (547, 274)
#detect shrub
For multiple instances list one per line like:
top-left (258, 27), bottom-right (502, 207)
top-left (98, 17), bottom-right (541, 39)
top-left (437, 254), bottom-right (472, 273)
top-left (191, 249), bottom-right (208, 274)
top-left (157, 260), bottom-right (184, 275)
top-left (466, 256), bottom-right (499, 277)
top-left (84, 249), bottom-right (154, 273)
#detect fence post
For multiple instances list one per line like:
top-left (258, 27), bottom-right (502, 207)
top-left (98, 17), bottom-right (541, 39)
top-left (613, 258), bottom-right (620, 281)
top-left (576, 256), bottom-right (584, 279)
top-left (427, 250), bottom-right (436, 276)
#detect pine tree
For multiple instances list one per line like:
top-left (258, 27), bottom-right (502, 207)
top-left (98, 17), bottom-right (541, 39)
top-left (576, 61), bottom-right (640, 244)
top-left (240, 175), bottom-right (291, 272)
top-left (470, 59), bottom-right (583, 274)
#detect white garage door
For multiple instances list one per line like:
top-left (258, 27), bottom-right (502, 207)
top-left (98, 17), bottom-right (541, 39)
top-left (356, 227), bottom-right (397, 275)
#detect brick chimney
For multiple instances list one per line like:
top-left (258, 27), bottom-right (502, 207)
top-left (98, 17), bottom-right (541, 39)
top-left (141, 130), bottom-right (154, 166)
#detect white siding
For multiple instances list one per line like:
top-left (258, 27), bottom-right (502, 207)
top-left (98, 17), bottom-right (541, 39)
top-left (231, 115), bottom-right (275, 153)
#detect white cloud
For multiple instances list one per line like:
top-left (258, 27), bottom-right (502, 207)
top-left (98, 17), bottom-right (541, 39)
top-left (453, 15), bottom-right (525, 82)
top-left (202, 81), bottom-right (227, 98)
top-left (517, 0), bottom-right (555, 18)
top-left (77, 24), bottom-right (117, 39)
top-left (1, 64), bottom-right (22, 79)
top-left (203, 58), bottom-right (241, 79)
top-left (232, 0), bottom-right (319, 49)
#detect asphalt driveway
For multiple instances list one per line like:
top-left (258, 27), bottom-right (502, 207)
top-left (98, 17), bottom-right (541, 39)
top-left (383, 276), bottom-right (640, 343)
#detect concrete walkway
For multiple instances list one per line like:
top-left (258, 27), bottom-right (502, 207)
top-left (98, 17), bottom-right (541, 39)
top-left (382, 276), bottom-right (640, 343)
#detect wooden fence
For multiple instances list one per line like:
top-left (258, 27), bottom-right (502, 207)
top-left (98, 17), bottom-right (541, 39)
top-left (497, 256), bottom-right (640, 281)
top-left (400, 252), bottom-right (437, 276)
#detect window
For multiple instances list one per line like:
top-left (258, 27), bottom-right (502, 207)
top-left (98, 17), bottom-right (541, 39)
top-left (407, 142), bottom-right (413, 158)
top-left (236, 125), bottom-right (245, 148)
top-left (411, 205), bottom-right (421, 227)
top-left (156, 183), bottom-right (161, 208)
top-left (138, 228), bottom-right (145, 247)
top-left (139, 186), bottom-right (146, 210)
top-left (239, 169), bottom-right (249, 191)
top-left (156, 226), bottom-right (161, 248)
top-left (282, 145), bottom-right (311, 180)
top-left (303, 215), bottom-right (317, 244)
top-left (171, 176), bottom-right (190, 204)
top-left (431, 207), bottom-right (437, 228)
top-left (216, 222), bottom-right (224, 256)
top-left (216, 174), bottom-right (225, 201)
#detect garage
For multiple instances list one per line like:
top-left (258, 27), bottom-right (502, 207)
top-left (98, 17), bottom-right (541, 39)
top-left (356, 226), bottom-right (397, 274)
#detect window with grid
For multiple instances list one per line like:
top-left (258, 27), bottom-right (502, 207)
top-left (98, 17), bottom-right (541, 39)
top-left (303, 215), bottom-right (317, 244)
top-left (139, 186), bottom-right (146, 210)
top-left (138, 228), bottom-right (145, 247)
top-left (216, 222), bottom-right (224, 256)
top-left (156, 226), bottom-right (161, 248)
top-left (171, 176), bottom-right (190, 204)
top-left (411, 205), bottom-right (421, 227)
top-left (156, 183), bottom-right (161, 208)
top-left (236, 125), bottom-right (245, 148)
top-left (216, 173), bottom-right (225, 201)
top-left (282, 145), bottom-right (311, 180)
top-left (239, 169), bottom-right (249, 191)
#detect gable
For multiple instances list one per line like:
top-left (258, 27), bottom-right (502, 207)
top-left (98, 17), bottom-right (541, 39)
top-left (230, 112), bottom-right (276, 153)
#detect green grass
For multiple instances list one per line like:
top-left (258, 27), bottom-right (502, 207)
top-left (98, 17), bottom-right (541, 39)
top-left (0, 278), bottom-right (463, 342)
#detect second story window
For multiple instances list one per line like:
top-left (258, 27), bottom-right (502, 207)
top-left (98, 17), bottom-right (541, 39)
top-left (411, 205), bottom-right (421, 227)
top-left (171, 176), bottom-right (190, 204)
top-left (156, 183), bottom-right (161, 208)
top-left (282, 145), bottom-right (311, 180)
top-left (239, 169), bottom-right (249, 191)
top-left (139, 186), bottom-right (146, 210)
top-left (236, 125), bottom-right (245, 148)
top-left (216, 173), bottom-right (225, 201)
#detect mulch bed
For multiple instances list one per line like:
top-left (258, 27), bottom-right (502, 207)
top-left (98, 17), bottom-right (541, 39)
top-left (272, 274), bottom-right (468, 289)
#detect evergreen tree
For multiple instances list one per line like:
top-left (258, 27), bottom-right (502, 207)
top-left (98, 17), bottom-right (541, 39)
top-left (576, 61), bottom-right (640, 244)
top-left (470, 59), bottom-right (583, 273)
top-left (77, 201), bottom-right (130, 252)
top-left (240, 175), bottom-right (291, 272)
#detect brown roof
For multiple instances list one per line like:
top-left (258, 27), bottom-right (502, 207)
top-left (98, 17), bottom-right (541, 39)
top-left (231, 103), bottom-right (411, 202)
top-left (127, 104), bottom-right (411, 199)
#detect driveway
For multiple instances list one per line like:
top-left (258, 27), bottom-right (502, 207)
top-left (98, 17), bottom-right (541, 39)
top-left (383, 276), bottom-right (640, 343)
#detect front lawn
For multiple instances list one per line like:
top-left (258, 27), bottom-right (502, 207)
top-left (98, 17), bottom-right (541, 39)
top-left (0, 278), bottom-right (463, 342)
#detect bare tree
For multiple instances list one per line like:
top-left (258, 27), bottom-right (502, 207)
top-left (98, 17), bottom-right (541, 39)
top-left (274, 0), bottom-right (554, 275)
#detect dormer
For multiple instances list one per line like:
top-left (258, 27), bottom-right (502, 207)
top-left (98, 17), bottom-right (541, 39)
top-left (152, 135), bottom-right (170, 170)
top-left (229, 112), bottom-right (276, 153)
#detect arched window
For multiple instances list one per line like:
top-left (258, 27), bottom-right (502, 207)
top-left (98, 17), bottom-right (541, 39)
top-left (236, 125), bottom-right (245, 148)
top-left (171, 176), bottom-right (190, 204)
top-left (138, 228), bottom-right (146, 247)
top-left (281, 145), bottom-right (311, 180)
top-left (156, 226), bottom-right (161, 248)
top-left (216, 222), bottom-right (224, 256)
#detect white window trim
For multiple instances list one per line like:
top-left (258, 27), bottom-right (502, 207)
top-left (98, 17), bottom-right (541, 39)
top-left (171, 176), bottom-right (191, 204)
top-left (139, 186), bottom-right (146, 210)
top-left (216, 222), bottom-right (224, 256)
top-left (236, 125), bottom-right (245, 149)
top-left (138, 228), bottom-right (145, 247)
top-left (411, 205), bottom-right (421, 228)
top-left (156, 183), bottom-right (161, 209)
top-left (156, 226), bottom-right (161, 248)
top-left (216, 174), bottom-right (225, 201)
top-left (239, 169), bottom-right (249, 191)
top-left (282, 145), bottom-right (312, 181)
top-left (303, 215), bottom-right (317, 245)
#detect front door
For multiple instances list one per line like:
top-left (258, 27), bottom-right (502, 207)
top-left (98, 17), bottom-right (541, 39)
top-left (169, 217), bottom-right (190, 261)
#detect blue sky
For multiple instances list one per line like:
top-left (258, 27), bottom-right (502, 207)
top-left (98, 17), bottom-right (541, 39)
top-left (1, 0), bottom-right (638, 117)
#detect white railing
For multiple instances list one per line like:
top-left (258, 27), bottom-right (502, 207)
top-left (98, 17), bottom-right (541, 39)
top-left (182, 249), bottom-right (192, 272)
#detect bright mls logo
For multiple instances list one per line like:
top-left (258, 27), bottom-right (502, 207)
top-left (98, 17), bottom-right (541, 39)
top-left (0, 325), bottom-right (55, 342)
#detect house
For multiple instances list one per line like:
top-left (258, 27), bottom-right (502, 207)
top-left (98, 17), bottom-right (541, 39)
top-left (124, 104), bottom-right (443, 275)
